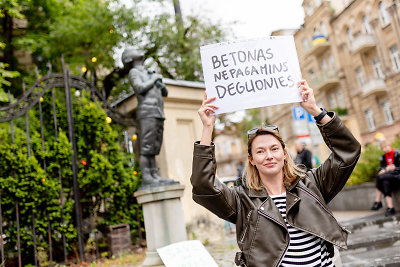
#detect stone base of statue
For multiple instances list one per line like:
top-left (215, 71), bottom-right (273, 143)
top-left (134, 183), bottom-right (187, 266)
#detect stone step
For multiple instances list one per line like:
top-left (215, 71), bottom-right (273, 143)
top-left (340, 213), bottom-right (400, 232)
top-left (342, 222), bottom-right (400, 250)
top-left (340, 241), bottom-right (400, 267)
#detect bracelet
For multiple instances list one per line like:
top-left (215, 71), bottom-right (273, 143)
top-left (314, 108), bottom-right (328, 122)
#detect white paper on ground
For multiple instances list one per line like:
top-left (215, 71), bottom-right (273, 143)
top-left (157, 240), bottom-right (218, 267)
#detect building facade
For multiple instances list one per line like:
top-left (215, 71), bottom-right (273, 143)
top-left (214, 134), bottom-right (247, 181)
top-left (268, 0), bottom-right (400, 161)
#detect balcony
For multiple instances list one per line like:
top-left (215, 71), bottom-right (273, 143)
top-left (350, 34), bottom-right (376, 54)
top-left (361, 78), bottom-right (387, 97)
top-left (306, 35), bottom-right (331, 57)
top-left (311, 71), bottom-right (340, 92)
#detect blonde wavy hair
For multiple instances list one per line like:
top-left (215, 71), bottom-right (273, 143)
top-left (243, 128), bottom-right (306, 191)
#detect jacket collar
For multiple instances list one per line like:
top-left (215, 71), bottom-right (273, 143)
top-left (245, 176), bottom-right (303, 198)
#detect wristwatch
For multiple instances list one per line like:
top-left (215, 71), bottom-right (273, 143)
top-left (314, 108), bottom-right (328, 123)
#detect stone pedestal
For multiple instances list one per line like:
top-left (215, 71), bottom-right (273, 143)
top-left (134, 184), bottom-right (187, 266)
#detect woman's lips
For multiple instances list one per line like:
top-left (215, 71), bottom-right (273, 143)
top-left (264, 162), bottom-right (277, 167)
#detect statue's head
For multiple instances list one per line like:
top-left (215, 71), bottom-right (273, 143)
top-left (122, 48), bottom-right (144, 67)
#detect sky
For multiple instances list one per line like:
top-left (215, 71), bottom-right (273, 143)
top-left (179, 0), bottom-right (305, 40)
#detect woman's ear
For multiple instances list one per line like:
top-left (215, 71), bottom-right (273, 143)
top-left (248, 155), bottom-right (254, 166)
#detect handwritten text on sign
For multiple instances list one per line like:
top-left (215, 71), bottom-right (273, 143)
top-left (200, 36), bottom-right (302, 114)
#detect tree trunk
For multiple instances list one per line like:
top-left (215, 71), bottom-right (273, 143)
top-left (2, 11), bottom-right (14, 68)
top-left (172, 0), bottom-right (183, 28)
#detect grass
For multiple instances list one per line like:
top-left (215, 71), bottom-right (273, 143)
top-left (69, 249), bottom-right (146, 267)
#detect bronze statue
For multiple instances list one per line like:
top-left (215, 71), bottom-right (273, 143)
top-left (122, 48), bottom-right (177, 189)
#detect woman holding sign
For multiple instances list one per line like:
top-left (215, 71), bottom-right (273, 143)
top-left (191, 80), bottom-right (360, 267)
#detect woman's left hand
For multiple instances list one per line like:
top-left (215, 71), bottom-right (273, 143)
top-left (298, 80), bottom-right (321, 117)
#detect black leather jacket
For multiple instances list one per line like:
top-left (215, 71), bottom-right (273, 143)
top-left (190, 113), bottom-right (361, 267)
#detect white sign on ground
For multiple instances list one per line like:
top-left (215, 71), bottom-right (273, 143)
top-left (157, 240), bottom-right (218, 267)
top-left (200, 36), bottom-right (302, 114)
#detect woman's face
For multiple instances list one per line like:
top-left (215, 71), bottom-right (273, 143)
top-left (381, 142), bottom-right (392, 154)
top-left (249, 134), bottom-right (286, 178)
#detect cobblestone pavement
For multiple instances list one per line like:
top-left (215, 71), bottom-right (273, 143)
top-left (205, 233), bottom-right (238, 267)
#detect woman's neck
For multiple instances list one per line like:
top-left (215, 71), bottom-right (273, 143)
top-left (261, 172), bottom-right (286, 195)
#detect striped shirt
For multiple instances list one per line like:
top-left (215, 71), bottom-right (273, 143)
top-left (271, 193), bottom-right (334, 267)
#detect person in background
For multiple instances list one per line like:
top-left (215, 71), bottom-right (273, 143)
top-left (370, 140), bottom-right (400, 216)
top-left (294, 140), bottom-right (313, 171)
top-left (312, 154), bottom-right (321, 168)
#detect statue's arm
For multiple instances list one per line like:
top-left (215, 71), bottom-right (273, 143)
top-left (129, 69), bottom-right (158, 95)
top-left (161, 83), bottom-right (168, 97)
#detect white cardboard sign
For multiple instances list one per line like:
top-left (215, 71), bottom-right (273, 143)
top-left (157, 240), bottom-right (218, 267)
top-left (200, 36), bottom-right (302, 114)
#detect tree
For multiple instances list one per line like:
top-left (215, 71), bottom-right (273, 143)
top-left (141, 13), bottom-right (227, 81)
top-left (0, 0), bottom-right (21, 94)
top-left (1, 0), bottom-right (230, 98)
top-left (1, 0), bottom-right (144, 96)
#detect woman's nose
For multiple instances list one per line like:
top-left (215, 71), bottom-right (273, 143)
top-left (265, 150), bottom-right (273, 159)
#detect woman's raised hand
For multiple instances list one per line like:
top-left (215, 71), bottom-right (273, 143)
top-left (198, 92), bottom-right (218, 128)
top-left (198, 92), bottom-right (218, 145)
top-left (298, 80), bottom-right (321, 117)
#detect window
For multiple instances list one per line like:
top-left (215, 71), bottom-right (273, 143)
top-left (306, 4), bottom-right (314, 16)
top-left (362, 16), bottom-right (372, 34)
top-left (329, 54), bottom-right (336, 72)
top-left (320, 21), bottom-right (328, 37)
top-left (231, 140), bottom-right (238, 154)
top-left (365, 108), bottom-right (376, 131)
top-left (336, 90), bottom-right (346, 108)
top-left (235, 139), bottom-right (242, 154)
top-left (309, 69), bottom-right (316, 84)
top-left (381, 99), bottom-right (394, 124)
top-left (355, 67), bottom-right (365, 87)
top-left (372, 57), bottom-right (384, 78)
top-left (313, 27), bottom-right (319, 36)
top-left (328, 92), bottom-right (337, 109)
top-left (379, 1), bottom-right (390, 27)
top-left (222, 141), bottom-right (231, 155)
top-left (321, 60), bottom-right (328, 73)
top-left (225, 164), bottom-right (233, 176)
top-left (302, 38), bottom-right (310, 52)
top-left (346, 28), bottom-right (353, 46)
top-left (390, 45), bottom-right (400, 72)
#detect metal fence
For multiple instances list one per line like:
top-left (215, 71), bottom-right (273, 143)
top-left (0, 58), bottom-right (137, 266)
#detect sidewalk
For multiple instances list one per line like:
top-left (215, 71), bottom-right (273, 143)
top-left (205, 210), bottom-right (383, 267)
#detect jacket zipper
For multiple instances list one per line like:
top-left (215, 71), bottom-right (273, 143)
top-left (258, 210), bottom-right (289, 266)
top-left (297, 186), bottom-right (334, 217)
top-left (240, 210), bottom-right (252, 243)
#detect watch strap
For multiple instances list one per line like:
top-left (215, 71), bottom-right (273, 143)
top-left (314, 108), bottom-right (327, 122)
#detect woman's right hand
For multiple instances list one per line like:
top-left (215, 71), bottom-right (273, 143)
top-left (198, 92), bottom-right (218, 128)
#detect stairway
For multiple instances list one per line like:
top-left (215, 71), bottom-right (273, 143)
top-left (339, 213), bottom-right (400, 267)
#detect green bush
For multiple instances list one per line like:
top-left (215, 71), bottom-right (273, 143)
top-left (348, 136), bottom-right (400, 186)
top-left (332, 107), bottom-right (348, 116)
top-left (347, 143), bottom-right (382, 186)
top-left (0, 88), bottom-right (141, 264)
